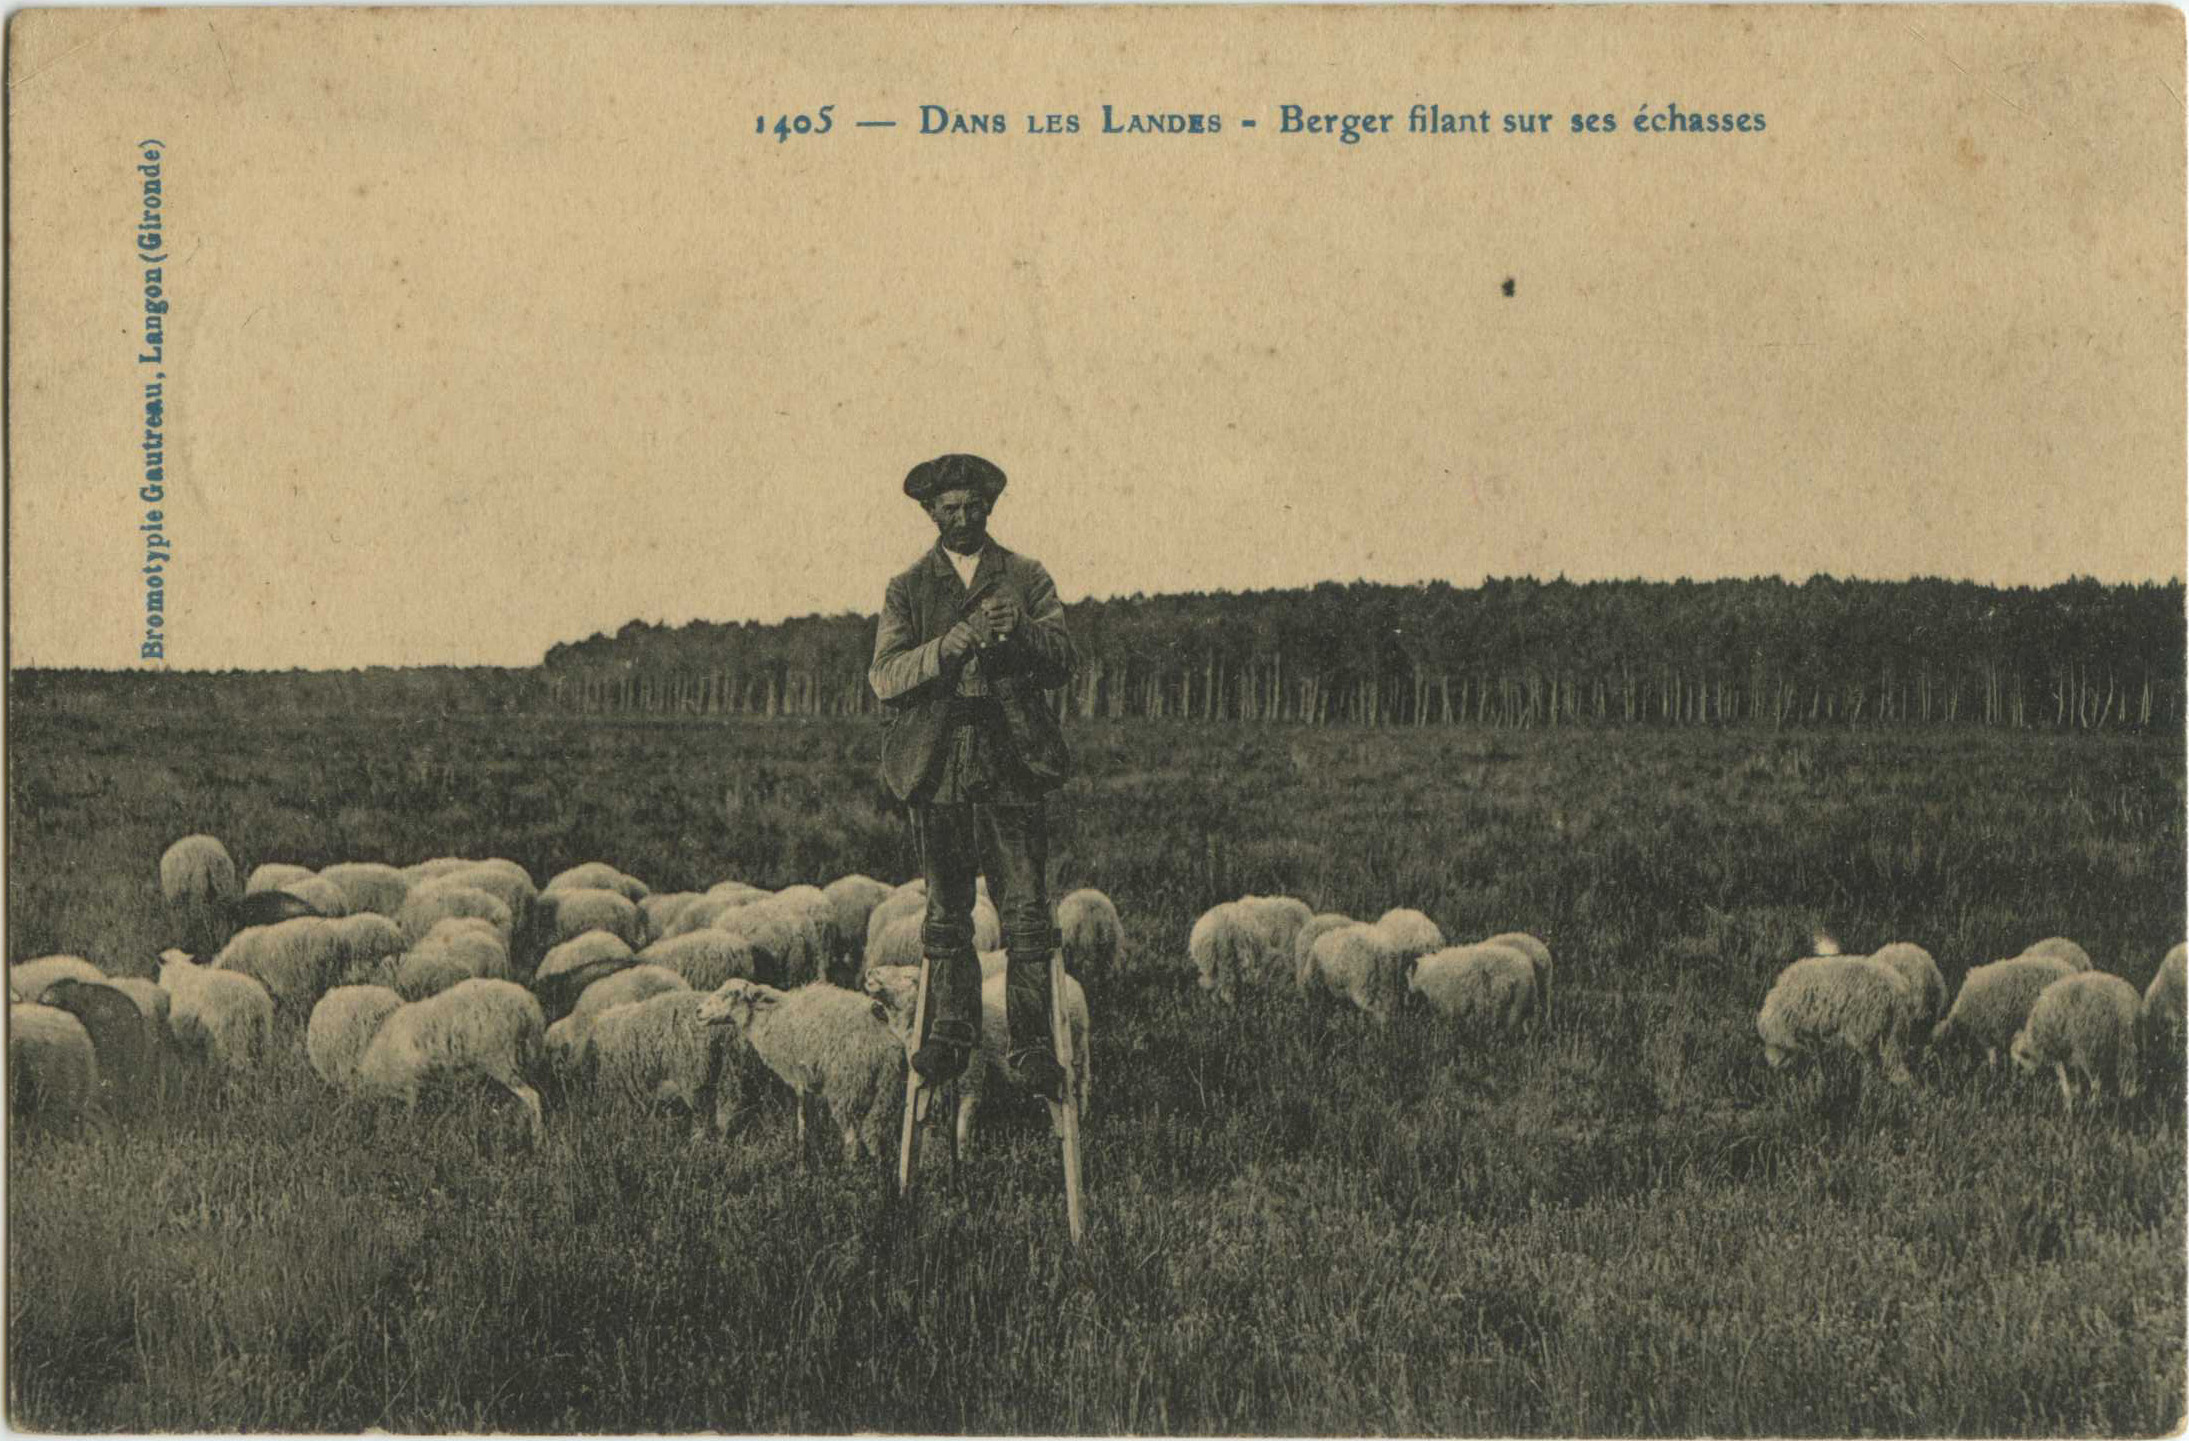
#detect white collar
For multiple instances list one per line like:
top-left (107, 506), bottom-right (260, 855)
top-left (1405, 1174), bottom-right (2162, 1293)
top-left (942, 544), bottom-right (985, 587)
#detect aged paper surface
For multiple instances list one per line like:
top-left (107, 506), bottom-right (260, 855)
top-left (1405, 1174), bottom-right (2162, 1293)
top-left (7, 5), bottom-right (2182, 668)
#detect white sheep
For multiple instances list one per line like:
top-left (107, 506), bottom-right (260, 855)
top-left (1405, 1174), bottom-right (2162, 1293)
top-left (158, 949), bottom-right (273, 1072)
top-left (715, 898), bottom-right (823, 987)
top-left (2017, 937), bottom-right (2094, 973)
top-left (8, 955), bottom-right (107, 1005)
top-left (638, 891), bottom-right (709, 940)
top-left (540, 887), bottom-right (644, 950)
top-left (534, 932), bottom-right (638, 1019)
top-left (347, 978), bottom-right (548, 1142)
top-left (317, 862), bottom-right (413, 918)
top-left (212, 918), bottom-right (355, 1015)
top-left (661, 891), bottom-right (766, 940)
top-left (328, 914), bottom-right (409, 987)
top-left (2143, 942), bottom-right (2186, 1039)
top-left (1931, 954), bottom-right (2081, 1067)
top-left (823, 875), bottom-right (895, 964)
top-left (1300, 923), bottom-right (1407, 1022)
top-left (545, 964), bottom-right (690, 1072)
top-left (866, 888), bottom-right (927, 952)
top-left (1408, 943), bottom-right (1541, 1033)
top-left (1291, 913), bottom-right (1359, 992)
top-left (401, 857), bottom-right (479, 883)
top-left (771, 885), bottom-right (843, 963)
top-left (1375, 908), bottom-right (1447, 970)
top-left (637, 930), bottom-right (762, 992)
top-left (1480, 932), bottom-right (1554, 1022)
top-left (866, 958), bottom-right (1091, 1154)
top-left (245, 862), bottom-right (317, 896)
top-left (697, 979), bottom-right (904, 1168)
top-left (865, 913), bottom-right (927, 979)
top-left (306, 985), bottom-right (406, 1089)
top-left (435, 863), bottom-right (537, 942)
top-left (1056, 888), bottom-right (1123, 980)
top-left (2011, 971), bottom-right (2144, 1108)
top-left (277, 874), bottom-right (352, 918)
top-left (396, 917), bottom-right (512, 1000)
top-left (545, 862), bottom-right (650, 903)
top-left (160, 834), bottom-right (241, 954)
top-left (1868, 942), bottom-right (1947, 1032)
top-left (579, 990), bottom-right (750, 1140)
top-left (10, 1003), bottom-right (100, 1131)
top-left (707, 879), bottom-right (770, 901)
top-left (398, 879), bottom-right (515, 949)
top-left (1756, 954), bottom-right (1915, 1085)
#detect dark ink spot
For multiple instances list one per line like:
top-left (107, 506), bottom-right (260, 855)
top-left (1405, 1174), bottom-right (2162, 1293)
top-left (1501, 277), bottom-right (1516, 297)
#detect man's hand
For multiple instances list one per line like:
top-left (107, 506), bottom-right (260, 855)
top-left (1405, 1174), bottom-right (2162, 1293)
top-left (980, 595), bottom-right (1021, 645)
top-left (938, 620), bottom-right (984, 663)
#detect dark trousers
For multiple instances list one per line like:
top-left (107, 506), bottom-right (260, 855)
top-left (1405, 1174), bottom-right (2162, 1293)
top-left (916, 800), bottom-right (1057, 1057)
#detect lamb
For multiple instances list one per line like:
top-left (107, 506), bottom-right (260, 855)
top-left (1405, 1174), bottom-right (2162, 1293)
top-left (545, 862), bottom-right (650, 904)
top-left (545, 964), bottom-right (690, 1072)
top-left (1480, 932), bottom-right (1554, 1022)
top-left (317, 862), bottom-right (413, 918)
top-left (866, 959), bottom-right (1092, 1153)
top-left (637, 930), bottom-right (764, 992)
top-left (245, 862), bottom-right (317, 896)
top-left (539, 887), bottom-right (644, 950)
top-left (157, 949), bottom-right (274, 1072)
top-left (1299, 923), bottom-right (1407, 1022)
top-left (1056, 888), bottom-right (1123, 980)
top-left (1756, 953), bottom-right (1916, 1085)
top-left (306, 985), bottom-right (406, 1090)
top-left (1292, 913), bottom-right (1359, 993)
top-left (398, 879), bottom-right (515, 949)
top-left (2011, 971), bottom-right (2144, 1108)
top-left (578, 990), bottom-right (751, 1140)
top-left (160, 834), bottom-right (241, 954)
top-left (697, 979), bottom-right (904, 1168)
top-left (41, 978), bottom-right (162, 1116)
top-left (8, 955), bottom-right (107, 1005)
top-left (1408, 943), bottom-right (1541, 1034)
top-left (346, 979), bottom-right (548, 1142)
top-left (10, 1003), bottom-right (100, 1131)
top-left (1931, 954), bottom-right (2080, 1067)
top-left (533, 932), bottom-right (638, 1021)
top-left (2016, 937), bottom-right (2094, 973)
top-left (396, 917), bottom-right (512, 1000)
top-left (1868, 942), bottom-right (1948, 1032)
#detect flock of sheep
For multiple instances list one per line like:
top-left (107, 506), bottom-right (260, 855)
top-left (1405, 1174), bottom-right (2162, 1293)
top-left (11, 836), bottom-right (2184, 1161)
top-left (8, 835), bottom-right (1123, 1165)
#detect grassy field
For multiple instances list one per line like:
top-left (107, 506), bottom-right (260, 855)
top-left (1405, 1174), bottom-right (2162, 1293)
top-left (7, 707), bottom-right (2185, 1434)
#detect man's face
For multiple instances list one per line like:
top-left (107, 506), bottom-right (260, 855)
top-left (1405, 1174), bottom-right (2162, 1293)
top-left (927, 488), bottom-right (991, 554)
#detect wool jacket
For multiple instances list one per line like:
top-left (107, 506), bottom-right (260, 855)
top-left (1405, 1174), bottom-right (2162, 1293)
top-left (869, 541), bottom-right (1076, 802)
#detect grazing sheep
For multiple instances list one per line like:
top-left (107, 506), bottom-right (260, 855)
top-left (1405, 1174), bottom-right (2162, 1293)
top-left (157, 950), bottom-right (274, 1072)
top-left (1375, 908), bottom-right (1447, 971)
top-left (2012, 971), bottom-right (2144, 1108)
top-left (866, 889), bottom-right (927, 952)
top-left (306, 985), bottom-right (406, 1090)
top-left (398, 880), bottom-right (515, 949)
top-left (639, 892), bottom-right (709, 941)
top-left (41, 978), bottom-right (161, 1115)
top-left (1292, 913), bottom-right (1360, 992)
top-left (328, 914), bottom-right (410, 987)
top-left (534, 932), bottom-right (638, 1021)
top-left (401, 857), bottom-right (479, 883)
top-left (160, 835), bottom-right (241, 954)
top-left (864, 913), bottom-right (927, 979)
top-left (2017, 937), bottom-right (2094, 973)
top-left (1756, 954), bottom-right (1915, 1085)
top-left (540, 887), bottom-right (644, 950)
top-left (317, 862), bottom-right (413, 918)
top-left (278, 874), bottom-right (352, 918)
top-left (707, 879), bottom-right (769, 901)
top-left (1237, 895), bottom-right (1313, 962)
top-left (716, 899), bottom-right (822, 988)
top-left (823, 875), bottom-right (894, 966)
top-left (638, 930), bottom-right (764, 992)
top-left (1408, 943), bottom-right (1541, 1034)
top-left (866, 959), bottom-right (1092, 1153)
top-left (11, 1004), bottom-right (100, 1131)
top-left (435, 864), bottom-right (537, 943)
top-left (245, 863), bottom-right (317, 896)
top-left (8, 955), bottom-right (107, 1005)
top-left (2143, 942), bottom-right (2186, 1039)
top-left (1056, 888), bottom-right (1123, 980)
top-left (579, 990), bottom-right (751, 1140)
top-left (397, 917), bottom-right (512, 1000)
top-left (766, 889), bottom-right (841, 984)
top-left (1868, 942), bottom-right (1948, 1032)
top-left (349, 979), bottom-right (548, 1142)
top-left (1300, 923), bottom-right (1407, 1022)
top-left (545, 862), bottom-right (650, 903)
top-left (212, 919), bottom-right (355, 1016)
top-left (1931, 955), bottom-right (2080, 1067)
top-left (697, 979), bottom-right (904, 1168)
top-left (661, 891), bottom-right (766, 940)
top-left (1480, 932), bottom-right (1554, 1022)
top-left (1194, 895), bottom-right (1314, 1003)
top-left (546, 964), bottom-right (691, 1072)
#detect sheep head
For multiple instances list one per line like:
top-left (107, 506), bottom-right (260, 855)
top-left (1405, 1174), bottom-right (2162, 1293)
top-left (698, 977), bottom-right (775, 1030)
top-left (861, 968), bottom-right (921, 1041)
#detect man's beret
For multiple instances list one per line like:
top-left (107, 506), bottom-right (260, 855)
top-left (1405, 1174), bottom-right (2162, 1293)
top-left (904, 453), bottom-right (1007, 506)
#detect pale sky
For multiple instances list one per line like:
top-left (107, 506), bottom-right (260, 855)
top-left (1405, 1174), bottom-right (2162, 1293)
top-left (9, 5), bottom-right (2183, 669)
